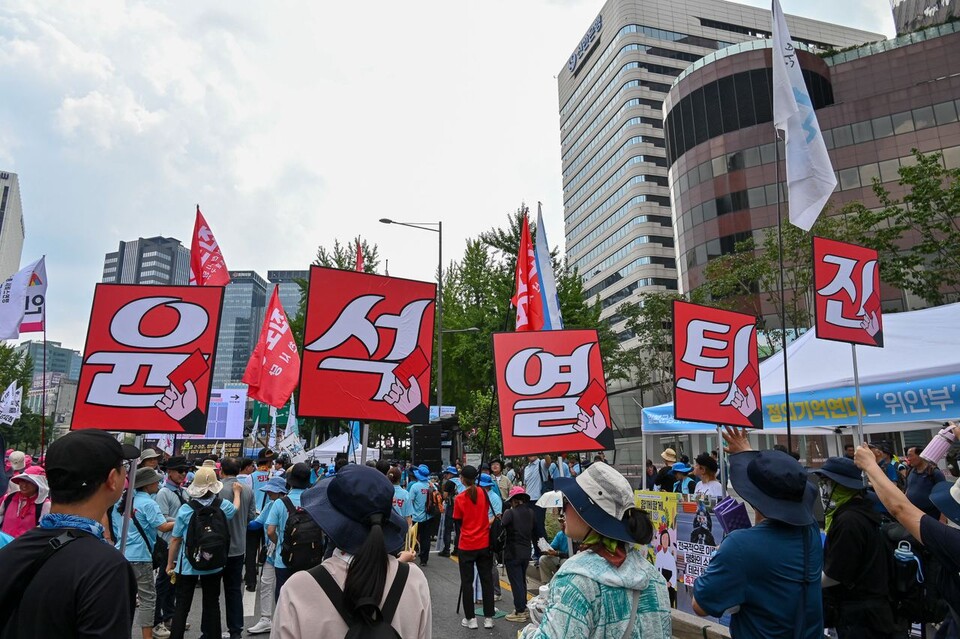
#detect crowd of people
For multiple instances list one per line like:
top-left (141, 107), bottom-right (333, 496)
top-left (0, 426), bottom-right (957, 639)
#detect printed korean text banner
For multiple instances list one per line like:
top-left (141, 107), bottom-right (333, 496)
top-left (643, 373), bottom-right (960, 432)
top-left (813, 236), bottom-right (883, 347)
top-left (673, 301), bottom-right (762, 429)
top-left (299, 266), bottom-right (435, 423)
top-left (72, 285), bottom-right (224, 433)
top-left (493, 329), bottom-right (613, 457)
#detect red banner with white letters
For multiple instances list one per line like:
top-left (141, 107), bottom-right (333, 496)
top-left (72, 284), bottom-right (224, 433)
top-left (673, 301), bottom-right (762, 428)
top-left (813, 237), bottom-right (883, 347)
top-left (493, 329), bottom-right (613, 457)
top-left (299, 266), bottom-right (436, 423)
top-left (243, 288), bottom-right (301, 408)
top-left (189, 206), bottom-right (231, 287)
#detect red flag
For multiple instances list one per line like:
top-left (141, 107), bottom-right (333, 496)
top-left (243, 289), bottom-right (300, 408)
top-left (190, 206), bottom-right (231, 286)
top-left (355, 239), bottom-right (364, 272)
top-left (512, 215), bottom-right (544, 331)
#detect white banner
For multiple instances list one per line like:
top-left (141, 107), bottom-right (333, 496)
top-left (0, 258), bottom-right (42, 340)
top-left (278, 432), bottom-right (307, 463)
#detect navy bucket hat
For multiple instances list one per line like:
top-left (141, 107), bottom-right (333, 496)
top-left (301, 464), bottom-right (408, 555)
top-left (809, 457), bottom-right (865, 490)
top-left (729, 450), bottom-right (816, 526)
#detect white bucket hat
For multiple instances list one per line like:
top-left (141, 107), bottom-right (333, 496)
top-left (186, 466), bottom-right (223, 498)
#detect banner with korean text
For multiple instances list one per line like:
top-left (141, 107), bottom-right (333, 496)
top-left (673, 301), bottom-right (762, 428)
top-left (299, 266), bottom-right (436, 423)
top-left (813, 237), bottom-right (883, 347)
top-left (493, 329), bottom-right (613, 457)
top-left (72, 284), bottom-right (224, 433)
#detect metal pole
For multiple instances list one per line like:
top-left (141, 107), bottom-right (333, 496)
top-left (41, 333), bottom-right (47, 457)
top-left (851, 344), bottom-right (866, 447)
top-left (774, 133), bottom-right (794, 452)
top-left (360, 422), bottom-right (370, 464)
top-left (437, 221), bottom-right (443, 416)
top-left (118, 435), bottom-right (142, 554)
top-left (717, 425), bottom-right (727, 497)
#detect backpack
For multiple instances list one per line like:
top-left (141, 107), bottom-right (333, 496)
top-left (279, 496), bottom-right (326, 572)
top-left (488, 494), bottom-right (506, 554)
top-left (883, 521), bottom-right (950, 624)
top-left (425, 486), bottom-right (442, 518)
top-left (310, 560), bottom-right (409, 639)
top-left (2, 491), bottom-right (43, 527)
top-left (185, 497), bottom-right (230, 571)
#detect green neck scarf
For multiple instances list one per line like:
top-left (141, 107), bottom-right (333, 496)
top-left (582, 531), bottom-right (619, 554)
top-left (824, 484), bottom-right (859, 532)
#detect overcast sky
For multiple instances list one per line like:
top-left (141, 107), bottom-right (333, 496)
top-left (2, 0), bottom-right (894, 352)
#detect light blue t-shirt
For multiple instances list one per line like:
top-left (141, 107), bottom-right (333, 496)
top-left (112, 490), bottom-right (167, 563)
top-left (251, 470), bottom-right (273, 512)
top-left (485, 487), bottom-right (503, 515)
top-left (0, 531), bottom-right (15, 550)
top-left (392, 485), bottom-right (413, 520)
top-left (172, 495), bottom-right (237, 576)
top-left (264, 487), bottom-right (305, 570)
top-left (549, 461), bottom-right (573, 479)
top-left (256, 499), bottom-right (278, 565)
top-left (408, 480), bottom-right (431, 523)
top-left (452, 478), bottom-right (465, 494)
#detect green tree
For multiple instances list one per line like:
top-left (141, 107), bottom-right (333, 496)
top-left (617, 292), bottom-right (687, 406)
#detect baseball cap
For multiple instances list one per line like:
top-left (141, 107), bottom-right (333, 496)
top-left (46, 430), bottom-right (141, 490)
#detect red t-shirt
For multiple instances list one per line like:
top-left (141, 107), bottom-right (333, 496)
top-left (453, 487), bottom-right (491, 552)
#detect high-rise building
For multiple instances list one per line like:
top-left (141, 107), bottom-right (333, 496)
top-left (268, 270), bottom-right (310, 316)
top-left (557, 0), bottom-right (881, 346)
top-left (0, 171), bottom-right (25, 282)
top-left (212, 270), bottom-right (268, 388)
top-left (102, 236), bottom-right (190, 285)
top-left (14, 340), bottom-right (83, 380)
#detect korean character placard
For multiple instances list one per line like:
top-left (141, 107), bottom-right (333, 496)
top-left (299, 266), bottom-right (436, 423)
top-left (813, 237), bottom-right (883, 347)
top-left (493, 329), bottom-right (613, 457)
top-left (673, 301), bottom-right (763, 429)
top-left (72, 284), bottom-right (224, 433)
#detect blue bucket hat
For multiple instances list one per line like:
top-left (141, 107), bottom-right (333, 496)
top-left (930, 481), bottom-right (960, 526)
top-left (301, 464), bottom-right (408, 555)
top-left (809, 457), bottom-right (865, 490)
top-left (263, 477), bottom-right (289, 494)
top-left (442, 465), bottom-right (458, 476)
top-left (671, 462), bottom-right (693, 474)
top-left (412, 464), bottom-right (430, 481)
top-left (729, 450), bottom-right (816, 526)
top-left (478, 473), bottom-right (494, 488)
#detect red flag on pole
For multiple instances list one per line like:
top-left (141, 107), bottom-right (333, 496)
top-left (243, 288), bottom-right (300, 408)
top-left (355, 239), bottom-right (364, 272)
top-left (512, 215), bottom-right (544, 331)
top-left (189, 206), bottom-right (231, 286)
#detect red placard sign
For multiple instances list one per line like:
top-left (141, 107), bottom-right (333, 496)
top-left (299, 266), bottom-right (436, 422)
top-left (673, 301), bottom-right (762, 428)
top-left (493, 329), bottom-right (613, 457)
top-left (72, 284), bottom-right (224, 433)
top-left (813, 237), bottom-right (883, 347)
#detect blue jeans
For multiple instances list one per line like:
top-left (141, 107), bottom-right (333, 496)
top-left (222, 555), bottom-right (245, 637)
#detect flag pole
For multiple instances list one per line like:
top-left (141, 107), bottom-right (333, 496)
top-left (851, 344), bottom-right (865, 447)
top-left (41, 328), bottom-right (47, 458)
top-left (774, 131), bottom-right (794, 453)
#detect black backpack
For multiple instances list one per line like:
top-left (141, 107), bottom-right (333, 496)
top-left (279, 496), bottom-right (325, 572)
top-left (485, 491), bottom-right (506, 553)
top-left (310, 561), bottom-right (408, 639)
top-left (883, 521), bottom-right (950, 624)
top-left (185, 497), bottom-right (230, 571)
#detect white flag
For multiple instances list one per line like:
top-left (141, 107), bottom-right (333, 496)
top-left (284, 397), bottom-right (298, 438)
top-left (0, 258), bottom-right (42, 340)
top-left (771, 0), bottom-right (836, 231)
top-left (0, 381), bottom-right (14, 411)
top-left (0, 383), bottom-right (21, 426)
top-left (19, 256), bottom-right (46, 334)
top-left (534, 204), bottom-right (564, 331)
top-left (157, 433), bottom-right (175, 456)
top-left (220, 440), bottom-right (226, 459)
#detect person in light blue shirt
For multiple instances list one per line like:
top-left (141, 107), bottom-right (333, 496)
top-left (266, 462), bottom-right (311, 597)
top-left (389, 467), bottom-right (414, 525)
top-left (166, 466), bottom-right (239, 639)
top-left (247, 476), bottom-right (288, 635)
top-left (111, 468), bottom-right (173, 639)
top-left (549, 456), bottom-right (573, 480)
top-left (443, 465), bottom-right (465, 494)
top-left (479, 474), bottom-right (502, 515)
top-left (407, 464), bottom-right (434, 565)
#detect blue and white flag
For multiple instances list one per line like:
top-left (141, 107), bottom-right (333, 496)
top-left (771, 0), bottom-right (836, 231)
top-left (534, 203), bottom-right (564, 330)
top-left (284, 396), bottom-right (299, 438)
top-left (346, 420), bottom-right (361, 459)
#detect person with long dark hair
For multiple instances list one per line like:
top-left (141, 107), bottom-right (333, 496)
top-left (454, 465), bottom-right (495, 630)
top-left (519, 462), bottom-right (671, 639)
top-left (272, 464), bottom-right (431, 638)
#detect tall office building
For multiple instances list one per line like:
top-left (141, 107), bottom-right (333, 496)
top-left (0, 171), bottom-right (25, 282)
top-left (102, 236), bottom-right (190, 285)
top-left (212, 270), bottom-right (268, 388)
top-left (268, 270), bottom-right (310, 315)
top-left (14, 340), bottom-right (83, 380)
top-left (557, 0), bottom-right (881, 346)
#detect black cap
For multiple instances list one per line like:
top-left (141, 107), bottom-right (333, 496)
top-left (46, 430), bottom-right (140, 490)
top-left (287, 462), bottom-right (312, 489)
top-left (461, 465), bottom-right (478, 482)
top-left (164, 455), bottom-right (191, 472)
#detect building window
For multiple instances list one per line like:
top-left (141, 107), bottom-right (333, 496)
top-left (912, 106), bottom-right (935, 130)
top-left (934, 101), bottom-right (959, 126)
top-left (871, 115), bottom-right (894, 139)
top-left (891, 111), bottom-right (914, 134)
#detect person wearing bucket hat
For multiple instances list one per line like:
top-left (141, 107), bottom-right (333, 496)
top-left (166, 465), bottom-right (240, 639)
top-left (273, 464), bottom-right (431, 638)
top-left (0, 429), bottom-right (141, 639)
top-left (692, 427), bottom-right (823, 639)
top-left (246, 476), bottom-right (290, 635)
top-left (0, 471), bottom-right (50, 539)
top-left (502, 486), bottom-right (536, 623)
top-left (809, 457), bottom-right (901, 638)
top-left (671, 462), bottom-right (695, 494)
top-left (867, 440), bottom-right (901, 484)
top-left (406, 464), bottom-right (436, 567)
top-left (265, 462), bottom-right (313, 597)
top-left (855, 439), bottom-right (960, 625)
top-left (519, 462), bottom-right (670, 639)
top-left (654, 449), bottom-right (677, 491)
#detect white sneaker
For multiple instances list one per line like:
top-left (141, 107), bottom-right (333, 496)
top-left (247, 617), bottom-right (273, 634)
top-left (152, 624), bottom-right (171, 639)
top-left (484, 617), bottom-right (494, 629)
top-left (461, 617), bottom-right (478, 629)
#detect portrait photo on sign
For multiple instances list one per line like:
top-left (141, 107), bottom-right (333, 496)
top-left (672, 300), bottom-right (762, 429)
top-left (493, 329), bottom-right (613, 457)
top-left (72, 284), bottom-right (224, 434)
top-left (813, 236), bottom-right (883, 347)
top-left (299, 266), bottom-right (435, 423)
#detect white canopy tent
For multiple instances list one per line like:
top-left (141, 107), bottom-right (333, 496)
top-left (306, 432), bottom-right (380, 465)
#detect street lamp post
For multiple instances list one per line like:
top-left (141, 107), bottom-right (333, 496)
top-left (379, 218), bottom-right (444, 414)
